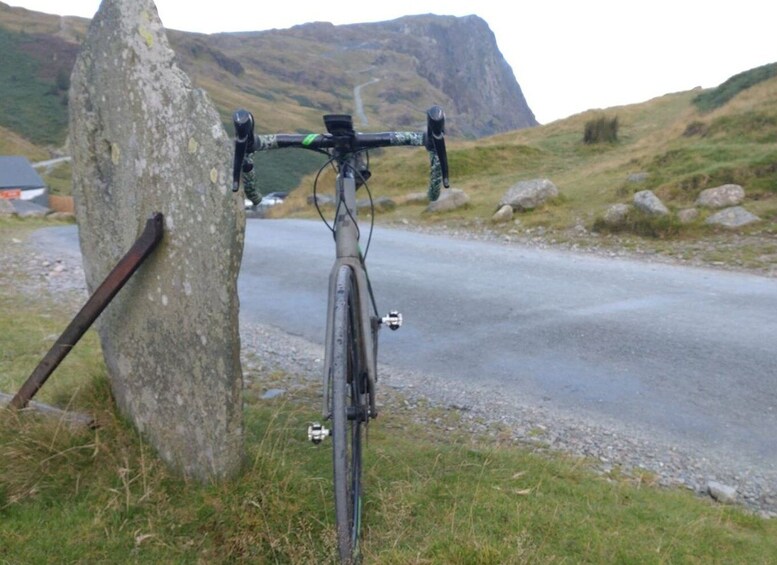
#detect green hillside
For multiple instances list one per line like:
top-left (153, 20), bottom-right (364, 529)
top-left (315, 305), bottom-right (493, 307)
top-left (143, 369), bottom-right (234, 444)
top-left (0, 2), bottom-right (775, 272)
top-left (288, 70), bottom-right (777, 248)
top-left (269, 66), bottom-right (776, 272)
top-left (0, 26), bottom-right (74, 146)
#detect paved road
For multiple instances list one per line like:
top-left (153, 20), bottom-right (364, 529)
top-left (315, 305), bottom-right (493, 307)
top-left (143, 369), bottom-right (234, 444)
top-left (241, 219), bottom-right (777, 469)
top-left (37, 221), bottom-right (777, 472)
top-left (32, 156), bottom-right (71, 170)
top-left (353, 78), bottom-right (380, 126)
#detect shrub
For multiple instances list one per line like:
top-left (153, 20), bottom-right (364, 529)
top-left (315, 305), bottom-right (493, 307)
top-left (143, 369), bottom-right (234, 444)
top-left (583, 115), bottom-right (619, 144)
top-left (682, 121), bottom-right (708, 137)
top-left (692, 62), bottom-right (777, 113)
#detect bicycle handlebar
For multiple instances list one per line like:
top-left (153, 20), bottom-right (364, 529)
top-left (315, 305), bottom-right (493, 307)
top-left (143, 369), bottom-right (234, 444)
top-left (232, 106), bottom-right (450, 201)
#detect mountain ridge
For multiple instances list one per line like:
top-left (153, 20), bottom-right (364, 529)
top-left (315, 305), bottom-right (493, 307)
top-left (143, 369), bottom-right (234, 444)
top-left (0, 2), bottom-right (536, 144)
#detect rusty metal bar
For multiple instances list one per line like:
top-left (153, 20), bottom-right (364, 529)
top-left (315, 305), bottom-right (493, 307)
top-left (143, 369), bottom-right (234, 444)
top-left (9, 212), bottom-right (164, 410)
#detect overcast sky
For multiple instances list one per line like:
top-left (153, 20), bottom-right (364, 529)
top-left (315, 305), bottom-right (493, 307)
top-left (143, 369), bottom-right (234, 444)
top-left (6, 0), bottom-right (776, 124)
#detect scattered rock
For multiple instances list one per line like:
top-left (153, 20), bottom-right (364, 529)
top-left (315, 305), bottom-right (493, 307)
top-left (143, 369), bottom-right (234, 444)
top-left (499, 178), bottom-right (559, 211)
top-left (708, 481), bottom-right (738, 504)
top-left (449, 402), bottom-right (472, 412)
top-left (426, 188), bottom-right (470, 213)
top-left (627, 172), bottom-right (649, 183)
top-left (696, 184), bottom-right (745, 209)
top-left (491, 204), bottom-right (513, 223)
top-left (6, 228), bottom-right (777, 517)
top-left (633, 190), bottom-right (669, 216)
top-left (705, 206), bottom-right (761, 229)
top-left (603, 203), bottom-right (631, 226)
top-left (677, 208), bottom-right (699, 224)
top-left (357, 196), bottom-right (396, 212)
top-left (261, 388), bottom-right (286, 400)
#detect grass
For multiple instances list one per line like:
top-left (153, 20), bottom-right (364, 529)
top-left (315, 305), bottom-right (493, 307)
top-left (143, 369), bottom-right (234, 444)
top-left (40, 161), bottom-right (73, 196)
top-left (0, 27), bottom-right (70, 147)
top-left (267, 72), bottom-right (777, 274)
top-left (2, 218), bottom-right (777, 563)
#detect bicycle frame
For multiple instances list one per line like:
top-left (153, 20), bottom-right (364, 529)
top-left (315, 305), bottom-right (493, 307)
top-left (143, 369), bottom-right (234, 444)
top-left (232, 105), bottom-right (449, 563)
top-left (322, 161), bottom-right (378, 419)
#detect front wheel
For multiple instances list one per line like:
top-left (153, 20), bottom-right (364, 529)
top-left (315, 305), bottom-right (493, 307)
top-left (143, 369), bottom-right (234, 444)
top-left (331, 266), bottom-right (367, 563)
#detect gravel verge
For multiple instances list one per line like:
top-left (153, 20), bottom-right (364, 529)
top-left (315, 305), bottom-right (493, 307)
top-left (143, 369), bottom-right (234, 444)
top-left (384, 218), bottom-right (777, 279)
top-left (5, 223), bottom-right (775, 518)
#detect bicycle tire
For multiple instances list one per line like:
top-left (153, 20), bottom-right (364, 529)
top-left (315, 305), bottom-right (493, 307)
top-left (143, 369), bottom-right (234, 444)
top-left (331, 265), bottom-right (367, 563)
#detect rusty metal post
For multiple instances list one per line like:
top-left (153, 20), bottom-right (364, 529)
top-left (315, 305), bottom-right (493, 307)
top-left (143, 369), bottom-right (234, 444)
top-left (9, 212), bottom-right (164, 409)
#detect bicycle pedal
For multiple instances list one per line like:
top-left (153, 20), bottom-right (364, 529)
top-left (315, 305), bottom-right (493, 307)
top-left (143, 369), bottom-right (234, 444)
top-left (307, 422), bottom-right (330, 444)
top-left (381, 311), bottom-right (403, 331)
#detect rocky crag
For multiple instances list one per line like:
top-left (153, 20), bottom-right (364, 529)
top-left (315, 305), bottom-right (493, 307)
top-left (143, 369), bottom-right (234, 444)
top-left (208, 15), bottom-right (537, 136)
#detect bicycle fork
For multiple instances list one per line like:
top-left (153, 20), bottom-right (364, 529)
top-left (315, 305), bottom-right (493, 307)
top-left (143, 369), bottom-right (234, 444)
top-left (307, 304), bottom-right (402, 446)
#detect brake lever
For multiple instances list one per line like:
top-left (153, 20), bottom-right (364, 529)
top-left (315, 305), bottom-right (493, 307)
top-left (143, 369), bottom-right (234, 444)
top-left (232, 109), bottom-right (255, 192)
top-left (426, 105), bottom-right (450, 188)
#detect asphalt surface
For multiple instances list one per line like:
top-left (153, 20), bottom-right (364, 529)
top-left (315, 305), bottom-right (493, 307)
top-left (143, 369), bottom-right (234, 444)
top-left (240, 219), bottom-right (777, 471)
top-left (35, 220), bottom-right (777, 473)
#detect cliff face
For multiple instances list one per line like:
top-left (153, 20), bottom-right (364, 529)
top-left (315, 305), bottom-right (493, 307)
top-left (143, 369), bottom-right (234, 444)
top-left (370, 15), bottom-right (538, 136)
top-left (219, 14), bottom-right (537, 137)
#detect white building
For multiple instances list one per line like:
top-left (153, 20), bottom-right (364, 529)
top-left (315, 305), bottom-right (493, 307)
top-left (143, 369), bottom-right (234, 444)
top-left (0, 156), bottom-right (48, 206)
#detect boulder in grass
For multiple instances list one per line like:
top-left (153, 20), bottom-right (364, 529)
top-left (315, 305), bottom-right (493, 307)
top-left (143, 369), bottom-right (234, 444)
top-left (492, 204), bottom-right (514, 223)
top-left (705, 206), bottom-right (760, 229)
top-left (603, 203), bottom-right (631, 226)
top-left (633, 190), bottom-right (669, 216)
top-left (426, 188), bottom-right (469, 213)
top-left (696, 184), bottom-right (745, 209)
top-left (499, 178), bottom-right (559, 211)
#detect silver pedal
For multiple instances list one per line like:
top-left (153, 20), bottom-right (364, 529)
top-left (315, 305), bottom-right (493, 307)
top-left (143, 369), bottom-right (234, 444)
top-left (381, 311), bottom-right (403, 331)
top-left (308, 422), bottom-right (330, 444)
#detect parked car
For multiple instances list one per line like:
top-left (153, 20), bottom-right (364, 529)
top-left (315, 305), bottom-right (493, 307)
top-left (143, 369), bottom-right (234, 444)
top-left (245, 191), bottom-right (289, 209)
top-left (263, 192), bottom-right (288, 205)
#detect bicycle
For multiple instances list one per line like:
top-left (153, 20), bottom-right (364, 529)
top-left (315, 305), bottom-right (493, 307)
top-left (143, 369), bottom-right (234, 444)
top-left (231, 106), bottom-right (449, 563)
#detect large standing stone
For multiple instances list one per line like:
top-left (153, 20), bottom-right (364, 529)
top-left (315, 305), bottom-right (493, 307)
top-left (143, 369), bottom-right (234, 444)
top-left (69, 0), bottom-right (245, 480)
